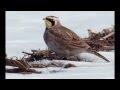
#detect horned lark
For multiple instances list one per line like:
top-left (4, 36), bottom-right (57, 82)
top-left (43, 16), bottom-right (110, 62)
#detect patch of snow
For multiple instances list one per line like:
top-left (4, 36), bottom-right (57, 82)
top-left (6, 51), bottom-right (114, 79)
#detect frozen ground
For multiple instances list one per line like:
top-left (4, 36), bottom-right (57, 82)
top-left (6, 51), bottom-right (114, 79)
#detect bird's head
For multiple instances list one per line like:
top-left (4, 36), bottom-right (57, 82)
top-left (43, 16), bottom-right (61, 28)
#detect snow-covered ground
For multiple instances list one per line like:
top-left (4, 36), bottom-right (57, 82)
top-left (6, 11), bottom-right (114, 79)
top-left (6, 51), bottom-right (114, 79)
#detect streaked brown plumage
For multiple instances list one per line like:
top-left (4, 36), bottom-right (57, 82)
top-left (43, 16), bottom-right (110, 62)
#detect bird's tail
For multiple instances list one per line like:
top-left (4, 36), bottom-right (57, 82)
top-left (90, 50), bottom-right (110, 62)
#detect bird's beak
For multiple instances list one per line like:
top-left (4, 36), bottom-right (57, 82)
top-left (43, 18), bottom-right (46, 20)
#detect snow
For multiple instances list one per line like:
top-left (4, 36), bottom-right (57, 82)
top-left (6, 51), bottom-right (114, 79)
top-left (6, 11), bottom-right (114, 79)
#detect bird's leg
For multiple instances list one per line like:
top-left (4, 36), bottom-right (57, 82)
top-left (75, 55), bottom-right (87, 62)
top-left (62, 57), bottom-right (67, 60)
top-left (66, 55), bottom-right (85, 61)
top-left (76, 56), bottom-right (81, 61)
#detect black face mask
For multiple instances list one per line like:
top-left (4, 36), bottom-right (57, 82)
top-left (46, 18), bottom-right (55, 26)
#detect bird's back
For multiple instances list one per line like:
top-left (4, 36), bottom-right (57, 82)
top-left (44, 25), bottom-right (90, 56)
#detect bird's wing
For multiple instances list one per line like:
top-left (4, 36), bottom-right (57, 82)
top-left (49, 26), bottom-right (90, 48)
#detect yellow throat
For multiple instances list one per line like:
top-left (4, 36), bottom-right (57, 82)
top-left (45, 20), bottom-right (52, 28)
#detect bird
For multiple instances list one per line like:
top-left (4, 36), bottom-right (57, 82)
top-left (43, 16), bottom-right (110, 62)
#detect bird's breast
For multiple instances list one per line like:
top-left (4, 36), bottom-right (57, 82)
top-left (44, 30), bottom-right (59, 51)
top-left (44, 30), bottom-right (54, 43)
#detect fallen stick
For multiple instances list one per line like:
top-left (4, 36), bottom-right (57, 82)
top-left (6, 58), bottom-right (37, 73)
top-left (22, 51), bottom-right (33, 56)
